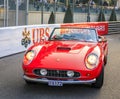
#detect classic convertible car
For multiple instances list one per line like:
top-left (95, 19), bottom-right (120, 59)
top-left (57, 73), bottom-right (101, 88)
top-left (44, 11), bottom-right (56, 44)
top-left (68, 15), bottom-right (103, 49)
top-left (22, 27), bottom-right (108, 88)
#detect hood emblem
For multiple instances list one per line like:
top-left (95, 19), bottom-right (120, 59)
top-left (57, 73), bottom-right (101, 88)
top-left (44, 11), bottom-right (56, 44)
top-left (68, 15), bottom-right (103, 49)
top-left (56, 58), bottom-right (60, 62)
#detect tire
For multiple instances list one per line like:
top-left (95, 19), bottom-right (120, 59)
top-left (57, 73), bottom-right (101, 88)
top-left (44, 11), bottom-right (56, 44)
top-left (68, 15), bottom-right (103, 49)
top-left (92, 67), bottom-right (104, 88)
top-left (104, 56), bottom-right (107, 65)
top-left (25, 80), bottom-right (36, 85)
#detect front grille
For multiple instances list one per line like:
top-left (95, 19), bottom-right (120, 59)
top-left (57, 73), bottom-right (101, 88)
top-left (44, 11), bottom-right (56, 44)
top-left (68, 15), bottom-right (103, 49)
top-left (34, 69), bottom-right (80, 79)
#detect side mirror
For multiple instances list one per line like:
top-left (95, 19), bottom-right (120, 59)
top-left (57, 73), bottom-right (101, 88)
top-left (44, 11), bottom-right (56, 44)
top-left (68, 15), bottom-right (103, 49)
top-left (98, 36), bottom-right (107, 43)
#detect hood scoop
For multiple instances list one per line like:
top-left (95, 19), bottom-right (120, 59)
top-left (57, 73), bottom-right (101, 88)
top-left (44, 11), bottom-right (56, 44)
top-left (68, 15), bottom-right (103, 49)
top-left (57, 47), bottom-right (71, 51)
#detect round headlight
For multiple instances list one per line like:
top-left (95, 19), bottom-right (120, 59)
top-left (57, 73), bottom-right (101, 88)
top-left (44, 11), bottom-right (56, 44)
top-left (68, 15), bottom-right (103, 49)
top-left (26, 50), bottom-right (35, 61)
top-left (86, 54), bottom-right (98, 69)
top-left (23, 50), bottom-right (35, 65)
top-left (67, 71), bottom-right (74, 77)
top-left (40, 69), bottom-right (47, 76)
top-left (87, 54), bottom-right (98, 65)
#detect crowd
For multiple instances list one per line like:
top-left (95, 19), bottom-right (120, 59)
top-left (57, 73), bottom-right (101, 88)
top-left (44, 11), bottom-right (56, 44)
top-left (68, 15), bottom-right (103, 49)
top-left (74, 0), bottom-right (110, 13)
top-left (33, 0), bottom-right (59, 11)
top-left (30, 0), bottom-right (119, 13)
top-left (75, 0), bottom-right (109, 7)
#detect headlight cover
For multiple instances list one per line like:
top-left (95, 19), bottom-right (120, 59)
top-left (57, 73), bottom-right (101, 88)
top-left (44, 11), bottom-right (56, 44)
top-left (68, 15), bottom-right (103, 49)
top-left (86, 53), bottom-right (98, 69)
top-left (23, 50), bottom-right (36, 65)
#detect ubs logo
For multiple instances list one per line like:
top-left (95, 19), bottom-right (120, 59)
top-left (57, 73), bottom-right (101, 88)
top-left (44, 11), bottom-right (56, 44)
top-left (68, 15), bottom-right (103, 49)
top-left (21, 27), bottom-right (50, 48)
top-left (21, 28), bottom-right (31, 48)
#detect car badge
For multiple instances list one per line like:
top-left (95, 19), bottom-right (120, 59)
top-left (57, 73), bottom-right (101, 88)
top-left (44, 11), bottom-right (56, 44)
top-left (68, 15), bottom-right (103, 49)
top-left (56, 58), bottom-right (60, 62)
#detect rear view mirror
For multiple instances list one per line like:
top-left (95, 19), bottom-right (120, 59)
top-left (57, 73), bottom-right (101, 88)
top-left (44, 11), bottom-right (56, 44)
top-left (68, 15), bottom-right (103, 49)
top-left (98, 36), bottom-right (107, 42)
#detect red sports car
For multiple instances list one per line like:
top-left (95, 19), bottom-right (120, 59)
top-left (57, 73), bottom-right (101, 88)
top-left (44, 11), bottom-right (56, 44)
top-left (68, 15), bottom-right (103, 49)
top-left (22, 27), bottom-right (108, 88)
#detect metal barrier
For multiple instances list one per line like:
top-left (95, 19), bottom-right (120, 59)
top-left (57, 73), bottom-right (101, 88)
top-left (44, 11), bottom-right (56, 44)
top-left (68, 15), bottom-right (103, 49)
top-left (0, 21), bottom-right (120, 58)
top-left (0, 22), bottom-right (108, 58)
top-left (108, 21), bottom-right (120, 34)
top-left (0, 0), bottom-right (120, 27)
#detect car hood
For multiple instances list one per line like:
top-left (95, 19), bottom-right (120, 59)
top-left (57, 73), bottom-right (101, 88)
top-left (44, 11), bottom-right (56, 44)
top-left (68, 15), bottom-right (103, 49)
top-left (32, 41), bottom-right (100, 70)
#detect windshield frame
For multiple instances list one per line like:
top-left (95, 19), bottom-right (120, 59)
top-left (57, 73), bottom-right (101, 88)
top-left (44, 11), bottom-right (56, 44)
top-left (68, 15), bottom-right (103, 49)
top-left (48, 27), bottom-right (98, 43)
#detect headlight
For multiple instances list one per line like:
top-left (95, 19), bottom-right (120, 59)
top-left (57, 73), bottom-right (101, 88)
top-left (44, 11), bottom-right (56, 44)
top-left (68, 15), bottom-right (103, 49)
top-left (40, 69), bottom-right (47, 76)
top-left (26, 51), bottom-right (35, 61)
top-left (23, 50), bottom-right (35, 65)
top-left (67, 71), bottom-right (74, 77)
top-left (86, 54), bottom-right (98, 69)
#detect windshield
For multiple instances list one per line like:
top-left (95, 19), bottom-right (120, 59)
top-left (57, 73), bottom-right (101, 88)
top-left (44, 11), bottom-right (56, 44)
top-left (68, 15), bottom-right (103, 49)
top-left (49, 28), bottom-right (98, 42)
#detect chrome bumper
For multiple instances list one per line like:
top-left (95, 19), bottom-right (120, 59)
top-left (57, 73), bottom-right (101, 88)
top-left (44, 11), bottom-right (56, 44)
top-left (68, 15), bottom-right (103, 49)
top-left (23, 75), bottom-right (96, 84)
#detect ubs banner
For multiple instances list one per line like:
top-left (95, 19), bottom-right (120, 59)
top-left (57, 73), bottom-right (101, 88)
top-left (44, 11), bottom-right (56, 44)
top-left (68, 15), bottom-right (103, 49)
top-left (0, 22), bottom-right (108, 58)
top-left (0, 24), bottom-right (59, 58)
top-left (61, 22), bottom-right (108, 35)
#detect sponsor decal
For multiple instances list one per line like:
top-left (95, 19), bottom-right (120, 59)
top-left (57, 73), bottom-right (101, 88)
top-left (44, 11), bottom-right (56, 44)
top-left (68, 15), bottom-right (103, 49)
top-left (21, 22), bottom-right (108, 48)
top-left (32, 27), bottom-right (50, 44)
top-left (61, 22), bottom-right (108, 35)
top-left (21, 27), bottom-right (50, 48)
top-left (21, 28), bottom-right (31, 48)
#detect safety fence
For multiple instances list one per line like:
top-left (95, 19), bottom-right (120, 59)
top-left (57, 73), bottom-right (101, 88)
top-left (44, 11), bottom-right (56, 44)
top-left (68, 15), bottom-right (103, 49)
top-left (108, 21), bottom-right (120, 34)
top-left (0, 21), bottom-right (119, 58)
top-left (0, 0), bottom-right (120, 27)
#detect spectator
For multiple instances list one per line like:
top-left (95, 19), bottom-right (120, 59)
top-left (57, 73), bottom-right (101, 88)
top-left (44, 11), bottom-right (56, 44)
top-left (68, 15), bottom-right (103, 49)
top-left (89, 0), bottom-right (95, 6)
top-left (48, 0), bottom-right (54, 4)
top-left (75, 0), bottom-right (83, 7)
top-left (103, 0), bottom-right (108, 7)
top-left (103, 0), bottom-right (108, 13)
top-left (76, 0), bottom-right (80, 4)
top-left (54, 0), bottom-right (58, 3)
top-left (89, 0), bottom-right (96, 10)
top-left (62, 5), bottom-right (67, 12)
top-left (75, 0), bottom-right (80, 7)
top-left (43, 0), bottom-right (48, 7)
top-left (33, 0), bottom-right (37, 8)
top-left (36, 0), bottom-right (40, 11)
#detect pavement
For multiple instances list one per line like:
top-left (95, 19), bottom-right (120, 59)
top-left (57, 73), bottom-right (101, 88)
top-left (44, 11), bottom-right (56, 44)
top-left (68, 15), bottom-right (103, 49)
top-left (0, 34), bottom-right (120, 99)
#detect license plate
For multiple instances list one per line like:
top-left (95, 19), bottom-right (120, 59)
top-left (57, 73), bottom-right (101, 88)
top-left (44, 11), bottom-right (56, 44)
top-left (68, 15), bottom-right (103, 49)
top-left (48, 80), bottom-right (63, 86)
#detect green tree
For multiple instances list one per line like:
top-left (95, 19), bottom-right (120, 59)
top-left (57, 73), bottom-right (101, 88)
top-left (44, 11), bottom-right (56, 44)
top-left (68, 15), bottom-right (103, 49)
top-left (109, 8), bottom-right (117, 21)
top-left (48, 11), bottom-right (55, 24)
top-left (111, 0), bottom-right (117, 6)
top-left (63, 5), bottom-right (73, 23)
top-left (98, 8), bottom-right (106, 22)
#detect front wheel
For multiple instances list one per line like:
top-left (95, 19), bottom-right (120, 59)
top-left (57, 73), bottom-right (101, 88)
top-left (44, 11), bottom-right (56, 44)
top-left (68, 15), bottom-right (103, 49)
top-left (104, 56), bottom-right (108, 65)
top-left (92, 67), bottom-right (104, 88)
top-left (25, 80), bottom-right (36, 85)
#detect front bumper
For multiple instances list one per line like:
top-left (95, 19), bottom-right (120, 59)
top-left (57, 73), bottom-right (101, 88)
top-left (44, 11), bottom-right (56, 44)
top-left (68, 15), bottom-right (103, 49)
top-left (23, 75), bottom-right (96, 84)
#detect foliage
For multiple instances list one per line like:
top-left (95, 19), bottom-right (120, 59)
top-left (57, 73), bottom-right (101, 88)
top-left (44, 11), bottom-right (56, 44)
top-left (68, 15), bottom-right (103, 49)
top-left (98, 8), bottom-right (106, 22)
top-left (109, 8), bottom-right (117, 21)
top-left (48, 11), bottom-right (55, 24)
top-left (111, 0), bottom-right (117, 6)
top-left (63, 5), bottom-right (73, 23)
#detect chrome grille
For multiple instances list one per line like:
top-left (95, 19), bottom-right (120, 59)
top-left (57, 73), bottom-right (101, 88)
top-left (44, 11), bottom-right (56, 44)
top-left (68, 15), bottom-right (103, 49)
top-left (34, 69), bottom-right (80, 78)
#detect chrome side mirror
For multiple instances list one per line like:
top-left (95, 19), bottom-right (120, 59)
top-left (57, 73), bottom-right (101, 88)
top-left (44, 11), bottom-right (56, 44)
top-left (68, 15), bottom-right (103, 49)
top-left (98, 36), bottom-right (107, 42)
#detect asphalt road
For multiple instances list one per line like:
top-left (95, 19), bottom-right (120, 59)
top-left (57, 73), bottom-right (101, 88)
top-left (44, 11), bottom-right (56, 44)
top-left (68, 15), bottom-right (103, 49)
top-left (0, 34), bottom-right (120, 99)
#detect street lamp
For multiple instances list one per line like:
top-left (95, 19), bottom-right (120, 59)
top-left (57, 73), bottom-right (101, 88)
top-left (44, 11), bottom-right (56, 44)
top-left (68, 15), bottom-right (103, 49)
top-left (41, 0), bottom-right (44, 24)
top-left (4, 0), bottom-right (9, 27)
top-left (73, 0), bottom-right (75, 22)
top-left (16, 0), bottom-right (19, 26)
top-left (100, 0), bottom-right (103, 21)
top-left (26, 0), bottom-right (29, 25)
top-left (54, 0), bottom-right (57, 23)
top-left (87, 0), bottom-right (90, 22)
top-left (4, 0), bottom-right (6, 27)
